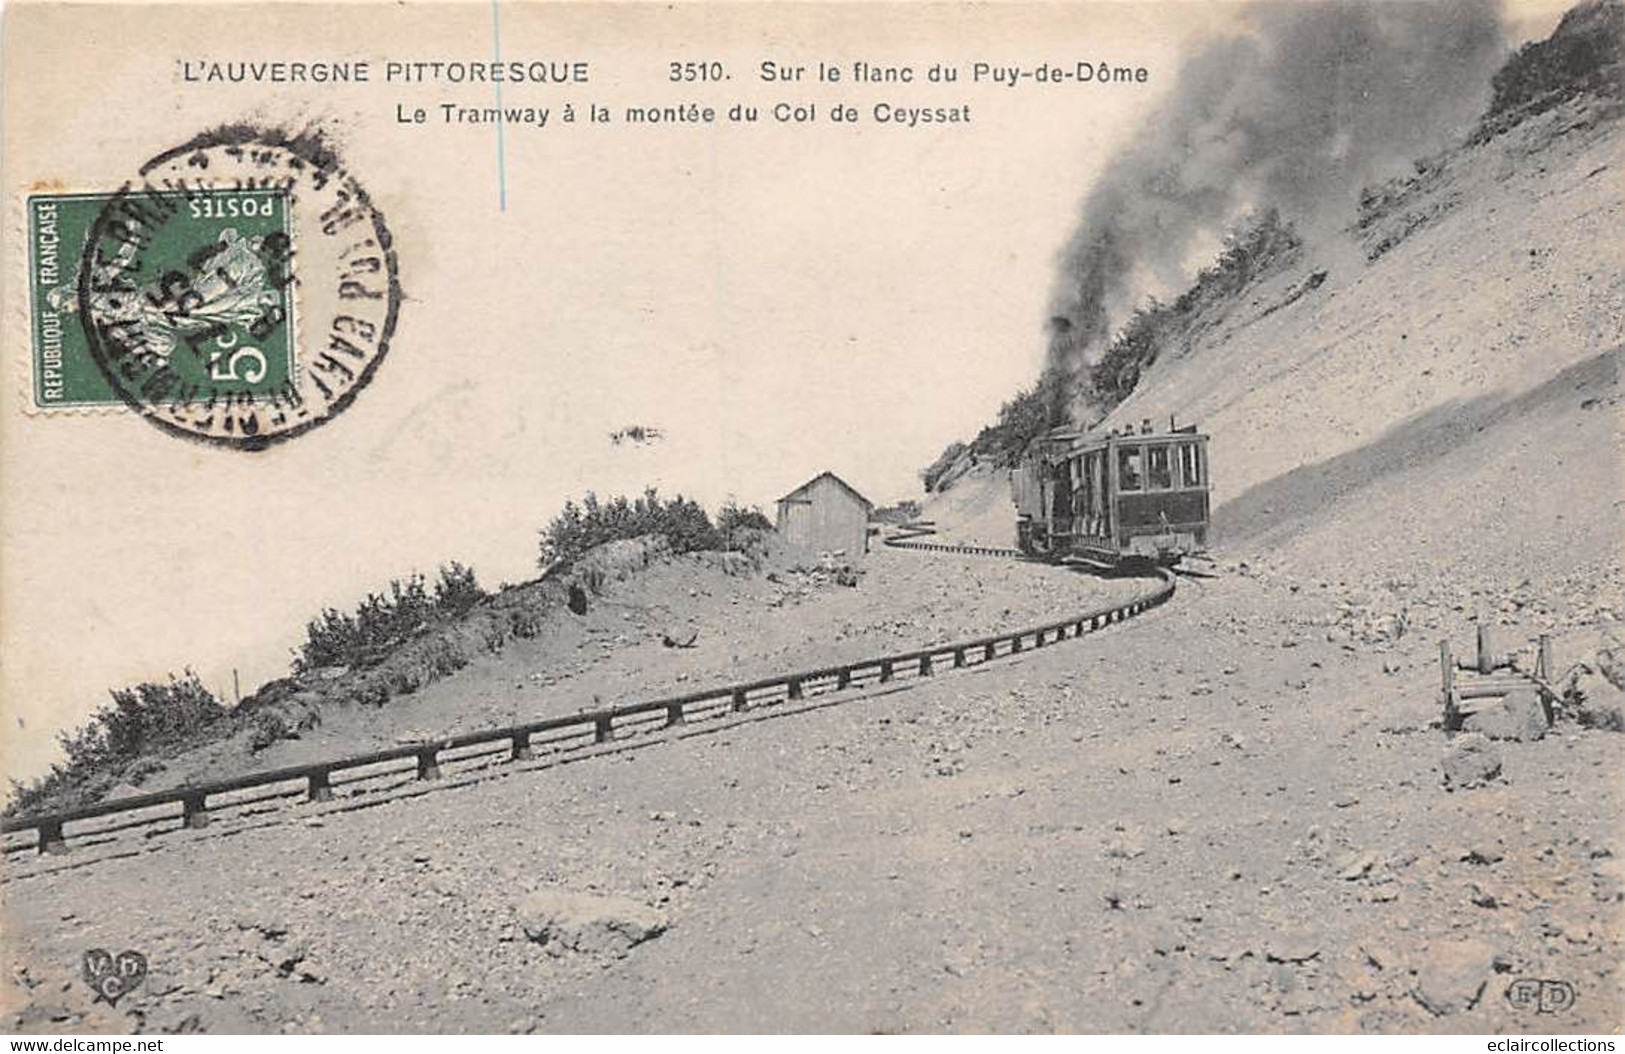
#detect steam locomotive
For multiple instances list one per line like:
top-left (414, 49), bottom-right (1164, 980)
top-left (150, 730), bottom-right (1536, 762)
top-left (1011, 418), bottom-right (1210, 566)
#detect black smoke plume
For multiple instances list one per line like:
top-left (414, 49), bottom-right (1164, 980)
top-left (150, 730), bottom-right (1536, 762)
top-left (1048, 0), bottom-right (1507, 395)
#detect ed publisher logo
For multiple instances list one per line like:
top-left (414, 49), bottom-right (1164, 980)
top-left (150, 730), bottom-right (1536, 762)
top-left (1505, 978), bottom-right (1576, 1015)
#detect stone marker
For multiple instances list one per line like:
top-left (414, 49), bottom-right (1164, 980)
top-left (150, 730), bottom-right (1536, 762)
top-left (1441, 733), bottom-right (1502, 790)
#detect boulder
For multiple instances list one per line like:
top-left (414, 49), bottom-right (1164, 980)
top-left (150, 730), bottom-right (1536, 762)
top-left (1441, 733), bottom-right (1502, 790)
top-left (1263, 934), bottom-right (1321, 964)
top-left (1462, 689), bottom-right (1547, 742)
top-left (1571, 671), bottom-right (1625, 732)
top-left (1597, 631), bottom-right (1625, 691)
top-left (517, 889), bottom-right (667, 956)
top-left (243, 693), bottom-right (323, 753)
top-left (1409, 939), bottom-right (1498, 1016)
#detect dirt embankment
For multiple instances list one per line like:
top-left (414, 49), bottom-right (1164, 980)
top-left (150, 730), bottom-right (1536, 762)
top-left (37, 532), bottom-right (1147, 815)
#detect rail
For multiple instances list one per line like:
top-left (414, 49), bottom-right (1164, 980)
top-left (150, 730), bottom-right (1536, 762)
top-left (3, 523), bottom-right (1173, 859)
top-left (881, 520), bottom-right (1021, 557)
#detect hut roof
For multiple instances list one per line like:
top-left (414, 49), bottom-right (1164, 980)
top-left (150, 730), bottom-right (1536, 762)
top-left (776, 471), bottom-right (874, 509)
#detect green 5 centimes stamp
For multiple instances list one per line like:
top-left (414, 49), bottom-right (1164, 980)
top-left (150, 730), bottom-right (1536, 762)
top-left (28, 189), bottom-right (297, 410)
top-left (32, 125), bottom-right (401, 450)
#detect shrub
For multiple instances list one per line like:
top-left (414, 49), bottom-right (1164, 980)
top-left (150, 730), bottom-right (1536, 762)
top-left (434, 561), bottom-right (486, 616)
top-left (977, 378), bottom-right (1067, 465)
top-left (717, 501), bottom-right (773, 533)
top-left (295, 563), bottom-right (488, 672)
top-left (5, 671), bottom-right (227, 818)
top-left (95, 672), bottom-right (227, 760)
top-left (716, 501), bottom-right (774, 551)
top-left (870, 500), bottom-right (923, 524)
top-left (1482, 0), bottom-right (1623, 124)
top-left (920, 441), bottom-right (968, 492)
top-left (1090, 209), bottom-right (1300, 408)
top-left (538, 488), bottom-right (722, 569)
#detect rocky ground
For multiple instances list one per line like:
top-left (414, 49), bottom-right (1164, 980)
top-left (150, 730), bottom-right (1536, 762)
top-left (2, 529), bottom-right (1621, 1033)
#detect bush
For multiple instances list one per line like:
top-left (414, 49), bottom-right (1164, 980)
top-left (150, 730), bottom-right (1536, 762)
top-left (920, 441), bottom-right (968, 492)
top-left (980, 383), bottom-right (1062, 465)
top-left (5, 671), bottom-right (227, 818)
top-left (1482, 0), bottom-right (1623, 124)
top-left (434, 561), bottom-right (485, 616)
top-left (295, 563), bottom-right (488, 672)
top-left (95, 672), bottom-right (227, 760)
top-left (538, 488), bottom-right (722, 569)
top-left (870, 500), bottom-right (923, 524)
top-left (716, 501), bottom-right (774, 552)
top-left (1090, 209), bottom-right (1300, 408)
top-left (717, 501), bottom-right (773, 533)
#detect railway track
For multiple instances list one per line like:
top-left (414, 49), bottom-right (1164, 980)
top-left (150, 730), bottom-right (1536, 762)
top-left (881, 520), bottom-right (1021, 557)
top-left (2, 524), bottom-right (1174, 870)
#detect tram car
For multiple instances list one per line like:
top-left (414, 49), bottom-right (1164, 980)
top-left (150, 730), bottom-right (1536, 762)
top-left (1011, 419), bottom-right (1210, 566)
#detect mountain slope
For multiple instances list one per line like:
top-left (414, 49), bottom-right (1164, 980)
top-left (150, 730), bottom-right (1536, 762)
top-left (1101, 90), bottom-right (1623, 590)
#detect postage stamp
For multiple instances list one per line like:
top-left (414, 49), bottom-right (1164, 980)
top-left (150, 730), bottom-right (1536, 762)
top-left (27, 125), bottom-right (402, 450)
top-left (27, 188), bottom-right (297, 410)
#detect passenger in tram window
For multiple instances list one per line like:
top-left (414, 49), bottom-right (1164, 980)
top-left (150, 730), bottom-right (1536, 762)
top-left (1118, 447), bottom-right (1143, 491)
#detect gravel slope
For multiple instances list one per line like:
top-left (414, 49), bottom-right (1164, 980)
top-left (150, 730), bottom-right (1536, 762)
top-left (3, 559), bottom-right (1618, 1034)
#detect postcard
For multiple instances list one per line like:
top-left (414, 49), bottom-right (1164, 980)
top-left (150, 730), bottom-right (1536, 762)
top-left (2, 0), bottom-right (1620, 1037)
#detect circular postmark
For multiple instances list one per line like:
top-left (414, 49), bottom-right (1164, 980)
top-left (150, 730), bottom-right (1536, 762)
top-left (75, 125), bottom-right (400, 450)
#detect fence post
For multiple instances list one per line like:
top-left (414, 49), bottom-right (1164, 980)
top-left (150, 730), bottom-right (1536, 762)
top-left (1477, 620), bottom-right (1494, 674)
top-left (665, 702), bottom-right (685, 727)
top-left (880, 660), bottom-right (894, 684)
top-left (983, 642), bottom-right (996, 662)
top-left (732, 688), bottom-right (748, 713)
top-left (594, 715), bottom-right (613, 744)
top-left (1011, 634), bottom-right (1023, 654)
top-left (787, 678), bottom-right (804, 701)
top-left (307, 770), bottom-right (333, 803)
top-left (1439, 640), bottom-right (1458, 730)
top-left (836, 668), bottom-right (852, 690)
top-left (38, 819), bottom-right (66, 856)
top-left (1537, 634), bottom-right (1555, 723)
top-left (511, 731), bottom-right (533, 762)
top-left (181, 792), bottom-right (209, 829)
top-left (953, 648), bottom-right (965, 669)
top-left (919, 655), bottom-right (933, 676)
top-left (416, 749), bottom-right (441, 780)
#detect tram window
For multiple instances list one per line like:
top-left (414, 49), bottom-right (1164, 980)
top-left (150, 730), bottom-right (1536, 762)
top-left (1179, 442), bottom-right (1205, 486)
top-left (1118, 447), bottom-right (1143, 491)
top-left (1147, 445), bottom-right (1173, 490)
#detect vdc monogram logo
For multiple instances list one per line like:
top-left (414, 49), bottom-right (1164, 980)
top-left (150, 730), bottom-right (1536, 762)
top-left (1505, 978), bottom-right (1576, 1015)
top-left (82, 949), bottom-right (147, 1006)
